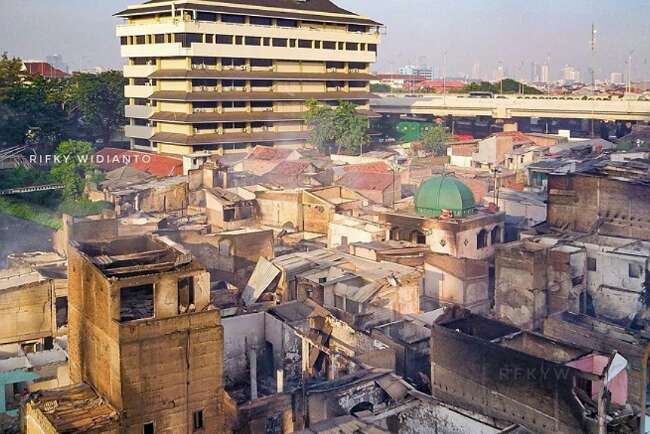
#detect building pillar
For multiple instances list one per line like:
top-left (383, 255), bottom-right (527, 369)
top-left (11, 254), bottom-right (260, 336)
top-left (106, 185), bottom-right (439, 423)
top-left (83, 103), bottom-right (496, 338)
top-left (276, 368), bottom-right (284, 393)
top-left (248, 346), bottom-right (258, 400)
top-left (327, 354), bottom-right (337, 380)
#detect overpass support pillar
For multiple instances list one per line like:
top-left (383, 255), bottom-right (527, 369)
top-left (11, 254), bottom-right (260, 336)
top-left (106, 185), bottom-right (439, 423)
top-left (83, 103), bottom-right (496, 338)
top-left (501, 120), bottom-right (518, 132)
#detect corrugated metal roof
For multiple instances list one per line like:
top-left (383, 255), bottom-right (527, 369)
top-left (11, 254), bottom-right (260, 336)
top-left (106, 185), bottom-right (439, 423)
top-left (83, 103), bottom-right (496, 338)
top-left (241, 257), bottom-right (281, 305)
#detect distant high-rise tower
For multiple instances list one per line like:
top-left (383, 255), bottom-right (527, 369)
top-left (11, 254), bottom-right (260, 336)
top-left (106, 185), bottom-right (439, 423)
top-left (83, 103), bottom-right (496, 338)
top-left (472, 62), bottom-right (481, 80)
top-left (540, 63), bottom-right (550, 83)
top-left (562, 65), bottom-right (581, 82)
top-left (494, 62), bottom-right (505, 82)
top-left (610, 72), bottom-right (623, 84)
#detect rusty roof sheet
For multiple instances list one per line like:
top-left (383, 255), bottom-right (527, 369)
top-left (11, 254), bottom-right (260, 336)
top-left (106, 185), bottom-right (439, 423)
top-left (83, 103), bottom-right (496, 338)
top-left (29, 384), bottom-right (120, 433)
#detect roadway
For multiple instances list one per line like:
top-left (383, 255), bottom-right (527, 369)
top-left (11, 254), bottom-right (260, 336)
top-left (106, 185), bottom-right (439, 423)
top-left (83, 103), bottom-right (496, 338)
top-left (370, 95), bottom-right (650, 122)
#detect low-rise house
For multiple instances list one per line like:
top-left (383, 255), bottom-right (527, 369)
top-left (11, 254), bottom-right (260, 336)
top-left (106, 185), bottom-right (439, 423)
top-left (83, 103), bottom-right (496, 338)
top-left (336, 171), bottom-right (400, 208)
top-left (205, 187), bottom-right (256, 230)
top-left (92, 175), bottom-right (189, 217)
top-left (0, 339), bottom-right (69, 419)
top-left (504, 143), bottom-right (549, 171)
top-left (473, 132), bottom-right (534, 169)
top-left (95, 147), bottom-right (183, 177)
top-left (327, 214), bottom-right (389, 249)
top-left (347, 240), bottom-right (429, 267)
top-left (543, 312), bottom-right (650, 427)
top-left (238, 146), bottom-right (303, 176)
top-left (447, 141), bottom-right (479, 168)
top-left (483, 188), bottom-right (547, 238)
top-left (371, 318), bottom-right (430, 388)
top-left (303, 187), bottom-right (367, 235)
top-left (424, 253), bottom-right (490, 314)
top-left (261, 160), bottom-right (332, 189)
top-left (498, 231), bottom-right (650, 330)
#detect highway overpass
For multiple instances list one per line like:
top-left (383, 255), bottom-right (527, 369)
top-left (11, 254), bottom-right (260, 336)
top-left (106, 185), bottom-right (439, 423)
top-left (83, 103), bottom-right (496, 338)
top-left (370, 95), bottom-right (650, 122)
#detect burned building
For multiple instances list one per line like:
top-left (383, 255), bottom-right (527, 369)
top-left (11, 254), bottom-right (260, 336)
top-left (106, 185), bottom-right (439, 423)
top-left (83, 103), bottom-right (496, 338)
top-left (204, 187), bottom-right (256, 230)
top-left (248, 249), bottom-right (422, 331)
top-left (430, 309), bottom-right (632, 434)
top-left (547, 161), bottom-right (650, 241)
top-left (24, 235), bottom-right (227, 433)
top-left (424, 253), bottom-right (491, 314)
top-left (543, 312), bottom-right (650, 431)
top-left (0, 268), bottom-right (57, 347)
top-left (496, 233), bottom-right (650, 330)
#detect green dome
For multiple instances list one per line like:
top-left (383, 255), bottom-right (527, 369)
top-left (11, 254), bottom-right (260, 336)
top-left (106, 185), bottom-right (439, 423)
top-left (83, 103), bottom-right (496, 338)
top-left (415, 176), bottom-right (476, 218)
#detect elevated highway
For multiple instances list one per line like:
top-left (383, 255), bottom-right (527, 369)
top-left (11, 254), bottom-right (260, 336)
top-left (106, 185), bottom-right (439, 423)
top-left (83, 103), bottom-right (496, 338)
top-left (370, 95), bottom-right (650, 122)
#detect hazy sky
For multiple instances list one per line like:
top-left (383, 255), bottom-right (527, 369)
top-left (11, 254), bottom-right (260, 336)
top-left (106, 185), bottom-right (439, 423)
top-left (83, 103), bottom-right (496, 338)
top-left (2, 0), bottom-right (649, 80)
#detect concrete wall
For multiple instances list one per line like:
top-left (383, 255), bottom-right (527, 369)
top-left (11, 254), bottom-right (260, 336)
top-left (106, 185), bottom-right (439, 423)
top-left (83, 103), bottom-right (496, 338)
top-left (222, 312), bottom-right (302, 393)
top-left (68, 246), bottom-right (226, 433)
top-left (431, 321), bottom-right (596, 434)
top-left (255, 191), bottom-right (303, 230)
top-left (0, 278), bottom-right (55, 345)
top-left (424, 256), bottom-right (490, 314)
top-left (327, 215), bottom-right (388, 249)
top-left (397, 400), bottom-right (501, 434)
top-left (548, 173), bottom-right (650, 241)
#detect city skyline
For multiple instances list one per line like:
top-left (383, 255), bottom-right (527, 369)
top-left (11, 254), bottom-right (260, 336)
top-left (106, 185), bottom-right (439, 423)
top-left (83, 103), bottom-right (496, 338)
top-left (1, 0), bottom-right (649, 81)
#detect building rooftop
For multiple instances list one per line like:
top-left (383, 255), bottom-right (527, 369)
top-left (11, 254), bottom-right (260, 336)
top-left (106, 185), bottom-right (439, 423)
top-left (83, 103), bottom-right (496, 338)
top-left (28, 384), bottom-right (119, 433)
top-left (337, 172), bottom-right (395, 192)
top-left (74, 235), bottom-right (194, 279)
top-left (116, 0), bottom-right (382, 26)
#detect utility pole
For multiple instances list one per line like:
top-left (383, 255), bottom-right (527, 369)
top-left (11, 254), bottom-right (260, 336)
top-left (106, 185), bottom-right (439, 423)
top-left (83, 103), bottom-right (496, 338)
top-left (627, 50), bottom-right (634, 94)
top-left (590, 23), bottom-right (597, 137)
top-left (442, 50), bottom-right (447, 104)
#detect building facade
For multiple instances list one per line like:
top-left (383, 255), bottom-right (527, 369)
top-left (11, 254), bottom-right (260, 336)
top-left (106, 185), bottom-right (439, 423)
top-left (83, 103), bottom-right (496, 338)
top-left (115, 0), bottom-right (381, 155)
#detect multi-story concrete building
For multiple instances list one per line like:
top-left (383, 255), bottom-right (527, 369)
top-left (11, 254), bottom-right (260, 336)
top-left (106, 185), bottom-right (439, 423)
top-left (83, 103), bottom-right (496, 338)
top-left (24, 235), bottom-right (226, 434)
top-left (115, 0), bottom-right (382, 156)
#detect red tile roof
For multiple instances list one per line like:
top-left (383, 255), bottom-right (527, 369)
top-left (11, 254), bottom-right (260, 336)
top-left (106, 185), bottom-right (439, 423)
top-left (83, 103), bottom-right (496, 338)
top-left (246, 145), bottom-right (296, 161)
top-left (95, 148), bottom-right (183, 177)
top-left (343, 162), bottom-right (392, 173)
top-left (337, 172), bottom-right (394, 192)
top-left (23, 62), bottom-right (68, 78)
top-left (269, 160), bottom-right (313, 176)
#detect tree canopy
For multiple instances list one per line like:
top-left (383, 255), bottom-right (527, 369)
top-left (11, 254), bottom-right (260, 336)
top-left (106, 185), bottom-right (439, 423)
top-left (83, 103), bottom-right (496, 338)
top-left (0, 55), bottom-right (126, 150)
top-left (65, 71), bottom-right (127, 146)
top-left (421, 125), bottom-right (451, 156)
top-left (305, 100), bottom-right (369, 155)
top-left (50, 140), bottom-right (95, 199)
top-left (462, 79), bottom-right (542, 95)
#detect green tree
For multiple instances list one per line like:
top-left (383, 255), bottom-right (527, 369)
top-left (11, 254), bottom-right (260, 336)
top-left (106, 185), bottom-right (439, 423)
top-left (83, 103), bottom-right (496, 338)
top-left (463, 79), bottom-right (542, 95)
top-left (333, 101), bottom-right (369, 154)
top-left (65, 71), bottom-right (126, 146)
top-left (305, 99), bottom-right (338, 153)
top-left (50, 140), bottom-right (95, 199)
top-left (370, 83), bottom-right (391, 93)
top-left (0, 53), bottom-right (23, 100)
top-left (0, 76), bottom-right (71, 149)
top-left (305, 99), bottom-right (369, 155)
top-left (421, 125), bottom-right (450, 156)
